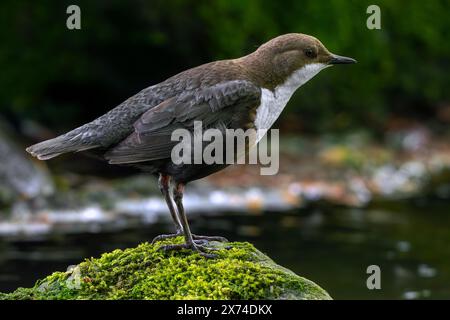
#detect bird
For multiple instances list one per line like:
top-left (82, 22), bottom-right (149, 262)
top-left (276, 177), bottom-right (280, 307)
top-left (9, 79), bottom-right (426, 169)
top-left (26, 33), bottom-right (356, 257)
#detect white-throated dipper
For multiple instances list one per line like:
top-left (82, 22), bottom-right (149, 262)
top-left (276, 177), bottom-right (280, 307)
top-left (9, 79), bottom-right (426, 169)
top-left (27, 33), bottom-right (356, 257)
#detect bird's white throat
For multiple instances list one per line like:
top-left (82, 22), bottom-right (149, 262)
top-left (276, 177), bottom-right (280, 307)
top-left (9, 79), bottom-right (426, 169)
top-left (255, 63), bottom-right (328, 140)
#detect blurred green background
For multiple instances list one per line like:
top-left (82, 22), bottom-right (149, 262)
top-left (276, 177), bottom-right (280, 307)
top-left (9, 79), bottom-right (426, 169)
top-left (1, 0), bottom-right (449, 134)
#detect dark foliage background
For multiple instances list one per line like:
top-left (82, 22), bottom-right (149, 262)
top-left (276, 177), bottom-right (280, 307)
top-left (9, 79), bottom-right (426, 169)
top-left (0, 0), bottom-right (448, 134)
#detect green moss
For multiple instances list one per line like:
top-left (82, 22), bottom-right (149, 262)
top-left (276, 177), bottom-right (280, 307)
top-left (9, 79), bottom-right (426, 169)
top-left (0, 238), bottom-right (331, 300)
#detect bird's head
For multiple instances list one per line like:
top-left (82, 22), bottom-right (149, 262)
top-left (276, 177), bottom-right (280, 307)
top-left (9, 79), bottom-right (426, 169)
top-left (244, 33), bottom-right (356, 89)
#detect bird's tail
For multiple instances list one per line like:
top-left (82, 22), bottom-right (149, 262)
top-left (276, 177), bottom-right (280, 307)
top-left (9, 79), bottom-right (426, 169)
top-left (26, 126), bottom-right (100, 160)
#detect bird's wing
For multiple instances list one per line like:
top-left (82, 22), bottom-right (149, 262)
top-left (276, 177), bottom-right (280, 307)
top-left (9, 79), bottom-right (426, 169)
top-left (104, 80), bottom-right (261, 164)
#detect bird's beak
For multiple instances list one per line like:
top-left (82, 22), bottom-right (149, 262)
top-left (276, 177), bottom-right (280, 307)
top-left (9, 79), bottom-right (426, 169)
top-left (328, 54), bottom-right (357, 65)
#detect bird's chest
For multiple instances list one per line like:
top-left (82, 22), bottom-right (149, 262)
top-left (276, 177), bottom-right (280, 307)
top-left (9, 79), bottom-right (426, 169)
top-left (252, 63), bottom-right (327, 140)
top-left (253, 86), bottom-right (295, 140)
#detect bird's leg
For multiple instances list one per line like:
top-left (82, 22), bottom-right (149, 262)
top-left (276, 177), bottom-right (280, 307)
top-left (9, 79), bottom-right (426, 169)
top-left (192, 234), bottom-right (228, 242)
top-left (152, 175), bottom-right (227, 245)
top-left (151, 174), bottom-right (183, 244)
top-left (158, 182), bottom-right (220, 258)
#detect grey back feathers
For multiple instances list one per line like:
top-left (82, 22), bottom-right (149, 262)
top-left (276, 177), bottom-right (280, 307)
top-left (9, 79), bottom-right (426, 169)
top-left (105, 80), bottom-right (261, 164)
top-left (26, 77), bottom-right (260, 163)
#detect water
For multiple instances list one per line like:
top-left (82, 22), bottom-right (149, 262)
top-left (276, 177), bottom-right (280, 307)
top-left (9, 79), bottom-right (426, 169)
top-left (0, 198), bottom-right (449, 299)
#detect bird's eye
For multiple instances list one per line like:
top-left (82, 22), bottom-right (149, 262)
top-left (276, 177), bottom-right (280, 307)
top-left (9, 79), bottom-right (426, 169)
top-left (304, 48), bottom-right (316, 59)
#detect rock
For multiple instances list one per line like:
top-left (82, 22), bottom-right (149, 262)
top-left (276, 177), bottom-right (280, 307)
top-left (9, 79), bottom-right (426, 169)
top-left (0, 239), bottom-right (331, 300)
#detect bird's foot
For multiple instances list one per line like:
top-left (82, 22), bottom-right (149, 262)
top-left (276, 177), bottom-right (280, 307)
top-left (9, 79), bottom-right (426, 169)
top-left (151, 231), bottom-right (183, 244)
top-left (152, 233), bottom-right (228, 244)
top-left (158, 241), bottom-right (223, 259)
top-left (192, 234), bottom-right (229, 243)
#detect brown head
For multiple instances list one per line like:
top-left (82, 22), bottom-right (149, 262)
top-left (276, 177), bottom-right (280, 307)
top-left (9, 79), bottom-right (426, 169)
top-left (240, 33), bottom-right (356, 89)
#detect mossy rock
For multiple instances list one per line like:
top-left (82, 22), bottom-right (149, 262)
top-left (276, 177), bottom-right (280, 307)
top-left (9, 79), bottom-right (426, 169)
top-left (0, 238), bottom-right (331, 300)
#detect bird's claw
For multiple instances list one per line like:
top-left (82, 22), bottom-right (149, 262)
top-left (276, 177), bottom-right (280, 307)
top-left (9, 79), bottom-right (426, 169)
top-left (151, 231), bottom-right (183, 244)
top-left (158, 241), bottom-right (219, 259)
top-left (152, 233), bottom-right (228, 244)
top-left (192, 235), bottom-right (229, 243)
